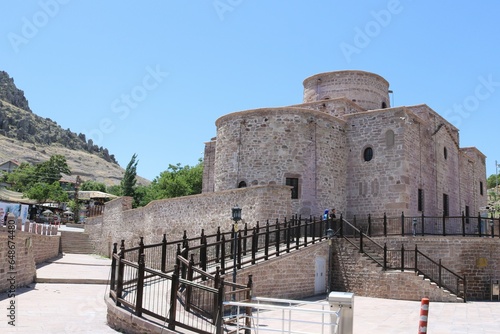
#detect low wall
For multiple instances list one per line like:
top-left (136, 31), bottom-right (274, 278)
top-left (0, 229), bottom-right (60, 292)
top-left (106, 296), bottom-right (177, 334)
top-left (383, 236), bottom-right (500, 301)
top-left (234, 242), bottom-right (330, 299)
top-left (332, 236), bottom-right (500, 301)
top-left (86, 185), bottom-right (292, 257)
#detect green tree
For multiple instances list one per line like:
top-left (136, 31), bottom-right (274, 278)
top-left (149, 159), bottom-right (203, 199)
top-left (80, 180), bottom-right (107, 192)
top-left (25, 181), bottom-right (69, 203)
top-left (35, 155), bottom-right (71, 184)
top-left (487, 174), bottom-right (499, 189)
top-left (5, 162), bottom-right (37, 192)
top-left (121, 153), bottom-right (138, 198)
top-left (106, 185), bottom-right (122, 197)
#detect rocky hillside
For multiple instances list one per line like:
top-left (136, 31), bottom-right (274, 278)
top-left (0, 71), bottom-right (148, 186)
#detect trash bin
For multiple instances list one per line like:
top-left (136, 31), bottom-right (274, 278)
top-left (328, 291), bottom-right (354, 334)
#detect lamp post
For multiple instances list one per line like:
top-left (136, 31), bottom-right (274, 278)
top-left (231, 205), bottom-right (242, 284)
top-left (326, 228), bottom-right (334, 294)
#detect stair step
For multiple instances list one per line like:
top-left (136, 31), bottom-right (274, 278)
top-left (60, 231), bottom-right (94, 254)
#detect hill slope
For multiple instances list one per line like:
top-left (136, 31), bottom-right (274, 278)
top-left (0, 71), bottom-right (149, 186)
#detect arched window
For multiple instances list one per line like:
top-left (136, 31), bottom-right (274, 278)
top-left (382, 101), bottom-right (387, 109)
top-left (385, 130), bottom-right (395, 147)
top-left (238, 181), bottom-right (247, 188)
top-left (363, 147), bottom-right (373, 162)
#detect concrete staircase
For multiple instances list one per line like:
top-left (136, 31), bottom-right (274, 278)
top-left (60, 231), bottom-right (95, 254)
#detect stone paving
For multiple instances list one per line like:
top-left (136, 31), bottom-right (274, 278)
top-left (1, 253), bottom-right (500, 333)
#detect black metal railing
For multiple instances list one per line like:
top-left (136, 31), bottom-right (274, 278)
top-left (108, 212), bottom-right (479, 332)
top-left (349, 212), bottom-right (499, 238)
top-left (336, 216), bottom-right (467, 301)
top-left (109, 215), bottom-right (330, 333)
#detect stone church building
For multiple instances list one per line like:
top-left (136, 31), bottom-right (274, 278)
top-left (202, 70), bottom-right (487, 219)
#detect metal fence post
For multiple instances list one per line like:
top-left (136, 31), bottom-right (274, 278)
top-left (383, 243), bottom-right (387, 271)
top-left (276, 222), bottom-right (281, 256)
top-left (339, 214), bottom-right (343, 238)
top-left (251, 227), bottom-right (257, 265)
top-left (168, 264), bottom-right (180, 331)
top-left (401, 244), bottom-right (405, 272)
top-left (442, 213), bottom-right (446, 236)
top-left (367, 214), bottom-right (371, 237)
top-left (186, 255), bottom-right (194, 311)
top-left (265, 221), bottom-right (270, 260)
top-left (461, 212), bottom-right (466, 237)
top-left (215, 277), bottom-right (225, 334)
top-left (421, 212), bottom-right (425, 236)
top-left (383, 212), bottom-right (387, 237)
top-left (201, 231), bottom-right (207, 274)
top-left (359, 232), bottom-right (363, 254)
top-left (135, 253), bottom-right (145, 317)
top-left (115, 240), bottom-right (125, 307)
top-left (216, 227), bottom-right (221, 263)
top-left (237, 230), bottom-right (242, 269)
top-left (161, 234), bottom-right (167, 273)
top-left (414, 245), bottom-right (418, 273)
top-left (478, 212), bottom-right (482, 237)
top-left (220, 234), bottom-right (226, 274)
top-left (401, 212), bottom-right (405, 236)
top-left (243, 223), bottom-right (248, 255)
top-left (110, 242), bottom-right (117, 294)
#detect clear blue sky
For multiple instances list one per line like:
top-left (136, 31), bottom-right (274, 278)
top-left (1, 1), bottom-right (500, 181)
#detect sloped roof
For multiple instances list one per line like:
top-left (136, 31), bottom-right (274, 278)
top-left (78, 190), bottom-right (119, 200)
top-left (0, 188), bottom-right (37, 204)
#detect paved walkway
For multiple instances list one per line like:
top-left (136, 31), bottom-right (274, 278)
top-left (1, 253), bottom-right (500, 333)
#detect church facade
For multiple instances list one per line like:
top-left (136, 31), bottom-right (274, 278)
top-left (202, 70), bottom-right (487, 219)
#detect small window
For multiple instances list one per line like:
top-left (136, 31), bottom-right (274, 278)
top-left (238, 181), bottom-right (247, 188)
top-left (286, 177), bottom-right (299, 199)
top-left (363, 147), bottom-right (373, 162)
top-left (385, 130), bottom-right (395, 147)
top-left (443, 194), bottom-right (449, 217)
top-left (480, 181), bottom-right (484, 196)
top-left (382, 101), bottom-right (387, 109)
top-left (418, 189), bottom-right (424, 212)
top-left (444, 147), bottom-right (448, 160)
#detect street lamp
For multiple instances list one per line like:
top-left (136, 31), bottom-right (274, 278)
top-left (231, 205), bottom-right (242, 284)
top-left (326, 228), bottom-right (334, 294)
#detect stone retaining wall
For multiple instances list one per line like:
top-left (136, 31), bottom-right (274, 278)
top-left (0, 229), bottom-right (60, 292)
top-left (333, 236), bottom-right (500, 301)
top-left (86, 185), bottom-right (292, 257)
top-left (234, 241), bottom-right (330, 299)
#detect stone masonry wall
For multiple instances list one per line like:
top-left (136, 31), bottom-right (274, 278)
top-left (213, 107), bottom-right (346, 217)
top-left (302, 70), bottom-right (390, 111)
top-left (86, 185), bottom-right (292, 257)
top-left (235, 242), bottom-right (330, 299)
top-left (331, 238), bottom-right (465, 302)
top-left (382, 236), bottom-right (500, 301)
top-left (0, 230), bottom-right (60, 292)
top-left (344, 108), bottom-right (408, 217)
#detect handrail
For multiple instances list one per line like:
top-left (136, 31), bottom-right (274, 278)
top-left (339, 217), bottom-right (466, 301)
